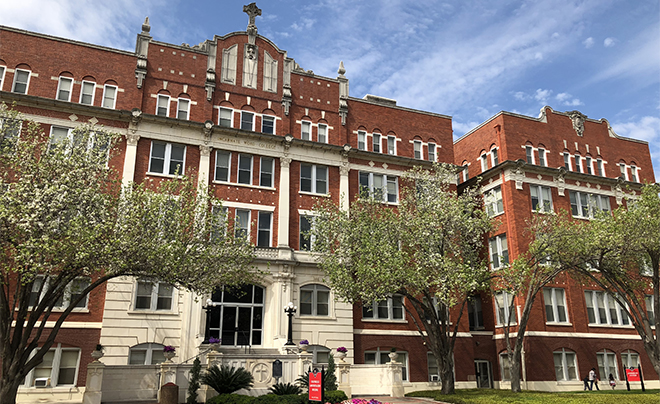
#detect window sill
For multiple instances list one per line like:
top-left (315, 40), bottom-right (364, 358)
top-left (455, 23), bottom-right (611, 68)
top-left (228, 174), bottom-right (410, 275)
top-left (19, 385), bottom-right (79, 390)
top-left (494, 324), bottom-right (518, 328)
top-left (212, 181), bottom-right (276, 191)
top-left (587, 324), bottom-right (635, 329)
top-left (146, 172), bottom-right (183, 179)
top-left (362, 318), bottom-right (407, 324)
top-left (488, 211), bottom-right (505, 218)
top-left (299, 191), bottom-right (330, 197)
top-left (128, 310), bottom-right (179, 316)
top-left (545, 322), bottom-right (573, 326)
top-left (298, 315), bottom-right (337, 321)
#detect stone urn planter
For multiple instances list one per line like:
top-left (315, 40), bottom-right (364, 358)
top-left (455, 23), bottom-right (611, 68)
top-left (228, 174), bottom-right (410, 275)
top-left (163, 350), bottom-right (176, 362)
top-left (299, 344), bottom-right (309, 353)
top-left (91, 350), bottom-right (104, 361)
top-left (210, 343), bottom-right (222, 352)
top-left (388, 352), bottom-right (399, 363)
top-left (335, 351), bottom-right (347, 362)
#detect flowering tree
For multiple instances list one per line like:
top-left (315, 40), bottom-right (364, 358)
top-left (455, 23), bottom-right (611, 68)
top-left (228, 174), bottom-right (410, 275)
top-left (0, 106), bottom-right (255, 404)
top-left (311, 164), bottom-right (492, 394)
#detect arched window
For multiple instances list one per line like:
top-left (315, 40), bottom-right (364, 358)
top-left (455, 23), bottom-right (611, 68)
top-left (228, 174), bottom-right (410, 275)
top-left (300, 284), bottom-right (330, 316)
top-left (553, 348), bottom-right (578, 381)
top-left (597, 349), bottom-right (619, 380)
top-left (207, 284), bottom-right (264, 346)
top-left (128, 343), bottom-right (166, 365)
top-left (307, 344), bottom-right (331, 365)
top-left (621, 350), bottom-right (640, 374)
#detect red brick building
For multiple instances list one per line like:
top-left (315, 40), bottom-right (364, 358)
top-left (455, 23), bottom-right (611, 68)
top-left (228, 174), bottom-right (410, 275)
top-left (0, 3), bottom-right (656, 400)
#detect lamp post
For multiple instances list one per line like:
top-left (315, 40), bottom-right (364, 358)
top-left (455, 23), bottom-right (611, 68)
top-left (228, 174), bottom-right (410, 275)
top-left (203, 298), bottom-right (215, 344)
top-left (284, 301), bottom-right (297, 346)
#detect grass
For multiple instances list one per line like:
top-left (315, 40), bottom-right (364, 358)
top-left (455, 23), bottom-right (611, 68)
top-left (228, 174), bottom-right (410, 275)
top-left (406, 388), bottom-right (660, 404)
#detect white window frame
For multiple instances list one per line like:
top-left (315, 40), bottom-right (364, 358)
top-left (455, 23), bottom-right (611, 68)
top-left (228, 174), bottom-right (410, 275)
top-left (261, 115), bottom-right (275, 134)
top-left (630, 165), bottom-right (638, 182)
top-left (538, 148), bottom-right (547, 167)
top-left (240, 111), bottom-right (254, 131)
top-left (1, 118), bottom-right (22, 150)
top-left (357, 131), bottom-right (366, 150)
top-left (644, 295), bottom-right (655, 324)
top-left (259, 156), bottom-right (274, 187)
top-left (597, 350), bottom-right (619, 381)
top-left (148, 141), bottom-right (186, 176)
top-left (530, 185), bottom-right (553, 213)
top-left (544, 288), bottom-right (569, 324)
top-left (56, 76), bottom-right (74, 102)
top-left (79, 80), bottom-right (96, 105)
top-left (362, 295), bottom-right (405, 321)
top-left (428, 142), bottom-right (436, 162)
top-left (237, 153), bottom-right (253, 185)
top-left (29, 275), bottom-right (91, 310)
top-left (387, 135), bottom-right (396, 155)
top-left (318, 123), bottom-right (328, 143)
top-left (499, 353), bottom-right (512, 381)
top-left (101, 84), bottom-right (117, 109)
top-left (156, 94), bottom-right (170, 117)
top-left (574, 154), bottom-right (582, 173)
top-left (468, 295), bottom-right (484, 331)
top-left (219, 107), bottom-right (233, 128)
top-left (585, 290), bottom-right (630, 326)
top-left (47, 126), bottom-right (73, 153)
top-left (256, 211), bottom-right (272, 247)
top-left (214, 150), bottom-right (231, 182)
top-left (569, 191), bottom-right (611, 219)
top-left (489, 234), bottom-right (509, 270)
top-left (301, 121), bottom-right (311, 141)
top-left (24, 344), bottom-right (81, 387)
top-left (491, 148), bottom-right (499, 166)
top-left (373, 133), bottom-right (381, 153)
top-left (621, 350), bottom-right (640, 374)
top-left (585, 156), bottom-right (593, 175)
top-left (300, 164), bottom-right (328, 195)
top-left (0, 65), bottom-right (6, 91)
top-left (128, 343), bottom-right (167, 365)
top-left (597, 158), bottom-right (604, 176)
top-left (365, 349), bottom-right (409, 381)
top-left (300, 284), bottom-right (330, 316)
top-left (563, 152), bottom-right (571, 171)
top-left (358, 171), bottom-right (398, 204)
top-left (234, 209), bottom-right (251, 240)
top-left (462, 164), bottom-right (469, 182)
top-left (413, 140), bottom-right (422, 159)
top-left (525, 145), bottom-right (534, 164)
top-left (495, 291), bottom-right (516, 325)
top-left (299, 214), bottom-right (316, 251)
top-left (553, 348), bottom-right (578, 381)
top-left (480, 154), bottom-right (488, 171)
top-left (12, 68), bottom-right (31, 94)
top-left (485, 186), bottom-right (503, 216)
top-left (176, 98), bottom-right (190, 120)
top-left (221, 44), bottom-right (238, 84)
top-left (619, 163), bottom-right (629, 181)
top-left (133, 280), bottom-right (174, 311)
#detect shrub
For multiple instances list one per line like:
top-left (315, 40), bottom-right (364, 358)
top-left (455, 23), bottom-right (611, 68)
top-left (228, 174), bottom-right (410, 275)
top-left (202, 365), bottom-right (254, 395)
top-left (324, 390), bottom-right (348, 403)
top-left (187, 357), bottom-right (202, 404)
top-left (269, 382), bottom-right (302, 395)
top-left (206, 394), bottom-right (306, 404)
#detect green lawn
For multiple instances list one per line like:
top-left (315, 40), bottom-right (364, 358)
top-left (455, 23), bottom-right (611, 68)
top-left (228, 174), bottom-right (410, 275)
top-left (406, 388), bottom-right (660, 404)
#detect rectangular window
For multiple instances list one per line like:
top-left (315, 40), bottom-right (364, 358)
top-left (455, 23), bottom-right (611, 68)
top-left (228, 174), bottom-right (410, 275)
top-left (645, 295), bottom-right (654, 325)
top-left (79, 81), bottom-right (95, 105)
top-left (1, 118), bottom-right (21, 151)
top-left (301, 121), bottom-right (311, 140)
top-left (495, 291), bottom-right (516, 325)
top-left (597, 159), bottom-right (604, 176)
top-left (214, 150), bottom-right (231, 182)
top-left (149, 141), bottom-right (186, 176)
top-left (237, 154), bottom-right (253, 184)
top-left (359, 172), bottom-right (398, 203)
top-left (257, 212), bottom-right (272, 247)
top-left (260, 157), bottom-right (274, 187)
top-left (414, 141), bottom-right (422, 159)
top-left (491, 149), bottom-right (499, 166)
top-left (574, 155), bottom-right (582, 173)
top-left (12, 69), bottom-right (30, 94)
top-left (177, 98), bottom-right (190, 120)
top-left (620, 163), bottom-right (628, 180)
top-left (538, 148), bottom-right (546, 166)
top-left (500, 353), bottom-right (512, 381)
top-left (585, 290), bottom-right (630, 326)
top-left (102, 85), bottom-right (117, 109)
top-left (262, 115), bottom-right (275, 134)
top-left (544, 288), bottom-right (568, 323)
top-left (318, 123), bottom-right (328, 143)
top-left (0, 66), bottom-right (5, 91)
top-left (364, 350), bottom-right (409, 381)
top-left (462, 165), bottom-right (469, 182)
top-left (569, 191), bottom-right (611, 219)
top-left (300, 164), bottom-right (328, 194)
top-left (56, 77), bottom-right (73, 102)
top-left (525, 146), bottom-right (534, 164)
top-left (234, 209), bottom-right (250, 240)
top-left (29, 276), bottom-right (90, 309)
top-left (373, 133), bottom-right (381, 153)
top-left (530, 185), bottom-right (553, 213)
top-left (630, 166), bottom-right (638, 182)
top-left (219, 107), bottom-right (233, 127)
top-left (485, 186), bottom-right (504, 216)
top-left (585, 156), bottom-right (593, 175)
top-left (480, 154), bottom-right (488, 171)
top-left (357, 131), bottom-right (366, 150)
top-left (387, 136), bottom-right (396, 155)
top-left (31, 346), bottom-right (81, 387)
top-left (210, 205), bottom-right (228, 241)
top-left (299, 215), bottom-right (315, 251)
top-left (135, 280), bottom-right (174, 311)
top-left (363, 296), bottom-right (404, 320)
top-left (553, 349), bottom-right (578, 381)
top-left (48, 126), bottom-right (72, 153)
top-left (300, 284), bottom-right (330, 316)
top-left (563, 152), bottom-right (571, 170)
top-left (156, 95), bottom-right (170, 117)
top-left (240, 111), bottom-right (254, 131)
top-left (489, 234), bottom-right (509, 269)
top-left (468, 296), bottom-right (484, 331)
top-left (428, 143), bottom-right (436, 162)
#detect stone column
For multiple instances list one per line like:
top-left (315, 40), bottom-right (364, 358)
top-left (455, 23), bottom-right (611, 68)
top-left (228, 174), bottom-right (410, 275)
top-left (339, 163), bottom-right (350, 212)
top-left (198, 145), bottom-right (212, 189)
top-left (277, 157), bottom-right (292, 246)
top-left (298, 352), bottom-right (313, 379)
top-left (82, 361), bottom-right (104, 404)
top-left (337, 363), bottom-right (352, 398)
top-left (387, 362), bottom-right (404, 397)
top-left (200, 352), bottom-right (224, 402)
top-left (122, 133), bottom-right (140, 187)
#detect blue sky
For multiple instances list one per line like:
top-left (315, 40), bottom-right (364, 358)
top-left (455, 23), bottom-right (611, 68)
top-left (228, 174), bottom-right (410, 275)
top-left (1, 0), bottom-right (659, 178)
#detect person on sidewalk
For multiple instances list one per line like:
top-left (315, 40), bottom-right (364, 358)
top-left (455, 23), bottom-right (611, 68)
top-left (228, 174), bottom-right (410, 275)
top-left (588, 368), bottom-right (600, 391)
top-left (609, 373), bottom-right (616, 389)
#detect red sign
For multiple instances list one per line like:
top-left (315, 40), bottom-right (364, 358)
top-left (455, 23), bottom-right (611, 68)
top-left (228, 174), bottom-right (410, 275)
top-left (309, 371), bottom-right (323, 402)
top-left (626, 368), bottom-right (641, 382)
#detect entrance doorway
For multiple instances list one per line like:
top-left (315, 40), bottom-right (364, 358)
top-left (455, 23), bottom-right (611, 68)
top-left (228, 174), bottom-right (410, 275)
top-left (474, 360), bottom-right (492, 388)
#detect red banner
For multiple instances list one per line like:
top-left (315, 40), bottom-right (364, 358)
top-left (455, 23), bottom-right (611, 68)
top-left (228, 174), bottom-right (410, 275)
top-left (309, 371), bottom-right (323, 401)
top-left (626, 368), bottom-right (641, 382)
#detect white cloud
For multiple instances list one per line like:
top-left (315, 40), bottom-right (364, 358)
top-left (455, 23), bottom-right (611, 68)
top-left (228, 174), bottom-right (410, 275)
top-left (603, 37), bottom-right (616, 47)
top-left (612, 116), bottom-right (660, 181)
top-left (555, 93), bottom-right (582, 106)
top-left (453, 120), bottom-right (481, 138)
top-left (513, 91), bottom-right (528, 101)
top-left (583, 37), bottom-right (595, 48)
top-left (535, 89), bottom-right (552, 102)
top-left (291, 17), bottom-right (315, 32)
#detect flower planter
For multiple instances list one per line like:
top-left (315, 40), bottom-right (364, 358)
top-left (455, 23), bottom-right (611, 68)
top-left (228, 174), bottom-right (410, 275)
top-left (163, 351), bottom-right (176, 362)
top-left (335, 352), bottom-right (347, 362)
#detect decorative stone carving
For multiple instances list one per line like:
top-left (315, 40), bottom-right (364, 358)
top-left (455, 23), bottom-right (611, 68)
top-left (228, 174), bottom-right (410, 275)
top-left (280, 157), bottom-right (292, 168)
top-left (614, 178), bottom-right (624, 205)
top-left (130, 108), bottom-right (142, 127)
top-left (514, 161), bottom-right (525, 190)
top-left (68, 114), bottom-right (78, 121)
top-left (382, 163), bottom-right (388, 170)
top-left (243, 44), bottom-right (258, 89)
top-left (203, 120), bottom-right (214, 144)
top-left (141, 17), bottom-right (151, 35)
top-left (243, 3), bottom-right (261, 45)
top-left (199, 145), bottom-right (212, 157)
top-left (340, 163), bottom-right (350, 176)
top-left (135, 55), bottom-right (148, 89)
top-left (126, 133), bottom-right (140, 146)
top-left (281, 84), bottom-right (292, 116)
top-left (337, 61), bottom-right (349, 125)
top-left (205, 68), bottom-right (216, 101)
top-left (567, 110), bottom-right (586, 137)
top-left (88, 117), bottom-right (98, 125)
top-left (554, 168), bottom-right (566, 196)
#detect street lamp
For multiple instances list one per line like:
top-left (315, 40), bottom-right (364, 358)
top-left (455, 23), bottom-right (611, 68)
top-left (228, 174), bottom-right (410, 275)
top-left (284, 301), bottom-right (297, 346)
top-left (203, 298), bottom-right (216, 344)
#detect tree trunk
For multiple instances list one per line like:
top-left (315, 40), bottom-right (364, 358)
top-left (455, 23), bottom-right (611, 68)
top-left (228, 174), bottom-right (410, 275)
top-left (440, 363), bottom-right (455, 395)
top-left (0, 376), bottom-right (22, 404)
top-left (510, 349), bottom-right (522, 392)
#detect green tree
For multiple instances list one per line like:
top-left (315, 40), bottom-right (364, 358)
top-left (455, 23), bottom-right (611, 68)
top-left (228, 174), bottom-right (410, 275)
top-left (312, 164), bottom-right (492, 394)
top-left (0, 105), bottom-right (256, 404)
top-left (187, 357), bottom-right (202, 404)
